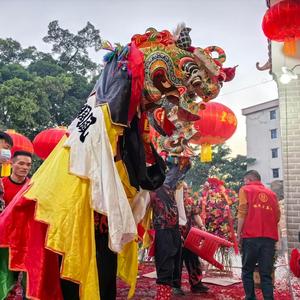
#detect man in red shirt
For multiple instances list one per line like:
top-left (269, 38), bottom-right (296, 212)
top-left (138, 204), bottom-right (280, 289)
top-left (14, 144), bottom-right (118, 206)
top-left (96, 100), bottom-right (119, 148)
top-left (237, 170), bottom-right (280, 300)
top-left (2, 151), bottom-right (32, 207)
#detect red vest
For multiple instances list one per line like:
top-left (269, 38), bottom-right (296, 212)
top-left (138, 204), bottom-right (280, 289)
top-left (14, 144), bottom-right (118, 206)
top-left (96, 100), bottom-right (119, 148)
top-left (241, 181), bottom-right (279, 241)
top-left (2, 176), bottom-right (29, 206)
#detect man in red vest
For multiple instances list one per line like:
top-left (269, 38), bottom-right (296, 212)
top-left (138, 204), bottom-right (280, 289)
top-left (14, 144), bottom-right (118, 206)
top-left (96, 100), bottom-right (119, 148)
top-left (237, 170), bottom-right (280, 300)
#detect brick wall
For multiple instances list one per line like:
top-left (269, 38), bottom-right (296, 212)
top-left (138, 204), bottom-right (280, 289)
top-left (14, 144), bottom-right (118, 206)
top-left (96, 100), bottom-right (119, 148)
top-left (277, 77), bottom-right (300, 251)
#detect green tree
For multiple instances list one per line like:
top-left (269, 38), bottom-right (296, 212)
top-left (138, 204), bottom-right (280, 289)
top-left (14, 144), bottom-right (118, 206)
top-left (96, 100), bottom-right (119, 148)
top-left (0, 38), bottom-right (38, 65)
top-left (0, 78), bottom-right (41, 134)
top-left (55, 73), bottom-right (96, 126)
top-left (27, 56), bottom-right (65, 77)
top-left (0, 21), bottom-right (102, 137)
top-left (0, 64), bottom-right (33, 83)
top-left (0, 75), bottom-right (73, 138)
top-left (43, 20), bottom-right (102, 76)
top-left (0, 22), bottom-right (102, 173)
top-left (185, 144), bottom-right (255, 192)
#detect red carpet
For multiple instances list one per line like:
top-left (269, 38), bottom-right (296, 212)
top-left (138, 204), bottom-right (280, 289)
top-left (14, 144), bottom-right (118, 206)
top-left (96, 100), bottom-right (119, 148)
top-left (117, 260), bottom-right (293, 300)
top-left (5, 257), bottom-right (295, 299)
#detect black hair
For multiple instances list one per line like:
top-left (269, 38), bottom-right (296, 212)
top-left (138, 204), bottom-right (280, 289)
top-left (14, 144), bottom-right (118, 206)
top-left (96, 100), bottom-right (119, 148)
top-left (12, 150), bottom-right (32, 159)
top-left (244, 170), bottom-right (261, 181)
top-left (0, 131), bottom-right (13, 147)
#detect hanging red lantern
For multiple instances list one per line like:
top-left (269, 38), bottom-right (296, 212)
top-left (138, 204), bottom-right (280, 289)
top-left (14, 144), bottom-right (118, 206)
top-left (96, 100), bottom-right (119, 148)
top-left (33, 127), bottom-right (68, 160)
top-left (262, 0), bottom-right (300, 56)
top-left (189, 102), bottom-right (237, 162)
top-left (5, 129), bottom-right (34, 155)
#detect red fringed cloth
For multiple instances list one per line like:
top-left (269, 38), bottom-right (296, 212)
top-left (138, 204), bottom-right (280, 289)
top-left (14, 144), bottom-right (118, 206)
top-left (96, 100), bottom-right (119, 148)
top-left (0, 184), bottom-right (63, 300)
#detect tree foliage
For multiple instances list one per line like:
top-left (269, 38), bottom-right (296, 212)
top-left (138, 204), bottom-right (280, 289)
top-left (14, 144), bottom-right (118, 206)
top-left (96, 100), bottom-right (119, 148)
top-left (0, 21), bottom-right (102, 173)
top-left (0, 21), bottom-right (101, 139)
top-left (185, 144), bottom-right (256, 192)
top-left (0, 38), bottom-right (38, 65)
top-left (43, 20), bottom-right (102, 76)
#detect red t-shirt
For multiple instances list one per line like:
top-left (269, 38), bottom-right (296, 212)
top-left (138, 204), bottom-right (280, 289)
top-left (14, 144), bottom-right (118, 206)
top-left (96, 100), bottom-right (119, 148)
top-left (1, 176), bottom-right (29, 206)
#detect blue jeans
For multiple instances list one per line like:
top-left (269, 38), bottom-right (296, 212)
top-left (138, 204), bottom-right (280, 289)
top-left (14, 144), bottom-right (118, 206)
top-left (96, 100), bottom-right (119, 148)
top-left (242, 237), bottom-right (275, 300)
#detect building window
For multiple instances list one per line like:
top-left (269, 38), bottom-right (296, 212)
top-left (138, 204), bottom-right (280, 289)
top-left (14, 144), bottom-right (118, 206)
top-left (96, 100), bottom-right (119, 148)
top-left (271, 129), bottom-right (277, 139)
top-left (271, 148), bottom-right (278, 158)
top-left (272, 168), bottom-right (279, 178)
top-left (270, 110), bottom-right (276, 120)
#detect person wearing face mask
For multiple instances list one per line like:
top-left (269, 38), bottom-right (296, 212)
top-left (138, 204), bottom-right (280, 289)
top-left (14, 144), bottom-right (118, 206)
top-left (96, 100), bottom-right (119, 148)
top-left (0, 132), bottom-right (13, 163)
top-left (0, 131), bottom-right (13, 212)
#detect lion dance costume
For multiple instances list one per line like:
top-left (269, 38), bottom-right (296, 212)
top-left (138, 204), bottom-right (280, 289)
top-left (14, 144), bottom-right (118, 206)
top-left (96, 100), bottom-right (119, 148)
top-left (0, 24), bottom-right (236, 300)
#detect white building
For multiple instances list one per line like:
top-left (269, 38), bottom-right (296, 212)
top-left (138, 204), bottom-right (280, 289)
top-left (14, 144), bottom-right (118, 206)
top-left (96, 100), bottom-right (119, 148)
top-left (242, 99), bottom-right (282, 185)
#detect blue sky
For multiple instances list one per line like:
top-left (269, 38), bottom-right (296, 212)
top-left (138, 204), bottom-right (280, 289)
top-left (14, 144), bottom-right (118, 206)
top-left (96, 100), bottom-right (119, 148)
top-left (0, 0), bottom-right (278, 155)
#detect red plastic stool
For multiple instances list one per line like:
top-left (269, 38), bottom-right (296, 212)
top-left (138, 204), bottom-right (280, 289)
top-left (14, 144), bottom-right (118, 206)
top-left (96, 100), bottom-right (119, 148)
top-left (184, 227), bottom-right (234, 270)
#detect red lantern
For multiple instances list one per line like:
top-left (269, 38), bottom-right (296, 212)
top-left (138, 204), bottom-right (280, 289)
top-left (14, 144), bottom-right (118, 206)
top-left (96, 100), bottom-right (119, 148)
top-left (189, 102), bottom-right (237, 162)
top-left (262, 0), bottom-right (300, 56)
top-left (33, 127), bottom-right (68, 160)
top-left (5, 129), bottom-right (34, 156)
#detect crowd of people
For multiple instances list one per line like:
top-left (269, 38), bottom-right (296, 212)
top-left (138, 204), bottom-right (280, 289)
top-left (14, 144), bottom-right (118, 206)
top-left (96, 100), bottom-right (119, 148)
top-left (0, 130), bottom-right (281, 300)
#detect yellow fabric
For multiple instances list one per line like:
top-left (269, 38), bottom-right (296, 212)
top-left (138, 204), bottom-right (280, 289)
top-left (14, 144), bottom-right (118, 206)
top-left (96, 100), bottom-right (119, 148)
top-left (22, 104), bottom-right (140, 300)
top-left (0, 163), bottom-right (11, 177)
top-left (25, 137), bottom-right (99, 300)
top-left (102, 105), bottom-right (139, 299)
top-left (141, 206), bottom-right (153, 249)
top-left (115, 159), bottom-right (138, 299)
top-left (117, 240), bottom-right (138, 299)
top-left (115, 160), bottom-right (137, 203)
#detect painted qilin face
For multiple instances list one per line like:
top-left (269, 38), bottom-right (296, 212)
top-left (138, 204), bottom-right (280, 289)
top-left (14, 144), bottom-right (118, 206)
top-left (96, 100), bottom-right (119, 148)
top-left (138, 26), bottom-right (237, 157)
top-left (131, 27), bottom-right (227, 111)
top-left (96, 25), bottom-right (236, 159)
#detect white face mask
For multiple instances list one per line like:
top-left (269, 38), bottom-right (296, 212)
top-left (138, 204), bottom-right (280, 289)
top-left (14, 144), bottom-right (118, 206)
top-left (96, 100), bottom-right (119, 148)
top-left (0, 148), bottom-right (11, 162)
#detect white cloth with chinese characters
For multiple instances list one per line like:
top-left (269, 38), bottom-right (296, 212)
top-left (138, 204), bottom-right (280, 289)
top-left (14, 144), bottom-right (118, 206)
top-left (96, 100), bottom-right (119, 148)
top-left (64, 95), bottom-right (137, 252)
